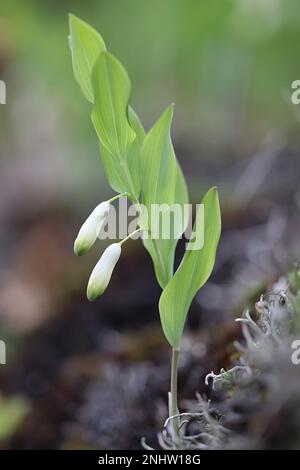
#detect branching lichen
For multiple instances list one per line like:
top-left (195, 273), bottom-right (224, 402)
top-left (155, 264), bottom-right (300, 450)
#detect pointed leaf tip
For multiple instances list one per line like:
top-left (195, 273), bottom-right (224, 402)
top-left (69, 14), bottom-right (106, 102)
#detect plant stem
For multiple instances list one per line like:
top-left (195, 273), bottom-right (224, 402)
top-left (108, 192), bottom-right (128, 203)
top-left (120, 228), bottom-right (141, 245)
top-left (170, 347), bottom-right (180, 443)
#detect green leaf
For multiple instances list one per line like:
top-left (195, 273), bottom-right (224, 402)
top-left (91, 51), bottom-right (138, 198)
top-left (142, 105), bottom-right (177, 207)
top-left (98, 143), bottom-right (129, 194)
top-left (69, 16), bottom-right (143, 199)
top-left (175, 162), bottom-right (189, 223)
top-left (127, 106), bottom-right (146, 198)
top-left (141, 106), bottom-right (189, 287)
top-left (69, 14), bottom-right (106, 103)
top-left (159, 187), bottom-right (221, 348)
top-left (98, 106), bottom-right (145, 196)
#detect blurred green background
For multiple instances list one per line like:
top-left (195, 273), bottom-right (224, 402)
top-left (1, 0), bottom-right (300, 205)
top-left (0, 0), bottom-right (300, 450)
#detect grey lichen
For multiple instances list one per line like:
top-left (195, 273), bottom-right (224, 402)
top-left (157, 264), bottom-right (300, 450)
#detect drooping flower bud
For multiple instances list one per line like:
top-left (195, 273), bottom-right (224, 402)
top-left (74, 201), bottom-right (110, 256)
top-left (87, 243), bottom-right (121, 301)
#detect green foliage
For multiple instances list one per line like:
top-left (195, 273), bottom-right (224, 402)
top-left (69, 14), bottom-right (143, 201)
top-left (91, 52), bottom-right (138, 199)
top-left (69, 14), bottom-right (106, 103)
top-left (159, 187), bottom-right (221, 348)
top-left (141, 105), bottom-right (177, 208)
top-left (69, 14), bottom-right (221, 348)
top-left (141, 105), bottom-right (189, 287)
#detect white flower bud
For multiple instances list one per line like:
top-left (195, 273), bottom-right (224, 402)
top-left (87, 243), bottom-right (121, 301)
top-left (74, 201), bottom-right (110, 256)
